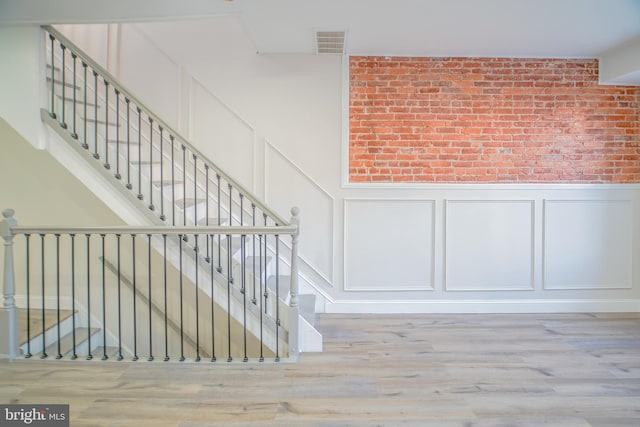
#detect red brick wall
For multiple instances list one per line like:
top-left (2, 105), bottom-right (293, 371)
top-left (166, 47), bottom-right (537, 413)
top-left (349, 57), bottom-right (640, 183)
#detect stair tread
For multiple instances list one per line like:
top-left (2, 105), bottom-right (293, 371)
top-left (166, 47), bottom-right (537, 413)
top-left (107, 139), bottom-right (141, 146)
top-left (196, 217), bottom-right (228, 226)
top-left (45, 327), bottom-right (101, 357)
top-left (244, 256), bottom-right (273, 271)
top-left (138, 160), bottom-right (161, 165)
top-left (176, 197), bottom-right (206, 208)
top-left (80, 116), bottom-right (121, 127)
top-left (154, 179), bottom-right (184, 186)
top-left (17, 308), bottom-right (75, 346)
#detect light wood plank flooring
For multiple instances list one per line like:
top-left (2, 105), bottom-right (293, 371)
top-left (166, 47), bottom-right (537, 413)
top-left (1, 313), bottom-right (639, 426)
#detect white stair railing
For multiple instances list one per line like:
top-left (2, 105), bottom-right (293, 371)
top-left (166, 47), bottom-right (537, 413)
top-left (1, 208), bottom-right (301, 362)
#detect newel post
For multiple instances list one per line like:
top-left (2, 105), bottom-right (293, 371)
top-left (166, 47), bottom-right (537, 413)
top-left (1, 209), bottom-right (18, 360)
top-left (289, 207), bottom-right (301, 308)
top-left (288, 207), bottom-right (300, 357)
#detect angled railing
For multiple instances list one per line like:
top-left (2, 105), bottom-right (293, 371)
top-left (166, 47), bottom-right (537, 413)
top-left (43, 24), bottom-right (287, 237)
top-left (1, 208), bottom-right (301, 362)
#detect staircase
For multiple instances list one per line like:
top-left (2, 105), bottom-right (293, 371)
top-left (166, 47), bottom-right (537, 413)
top-left (0, 26), bottom-right (322, 363)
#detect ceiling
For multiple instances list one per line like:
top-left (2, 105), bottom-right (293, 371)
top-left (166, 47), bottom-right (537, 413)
top-left (2, 0), bottom-right (640, 82)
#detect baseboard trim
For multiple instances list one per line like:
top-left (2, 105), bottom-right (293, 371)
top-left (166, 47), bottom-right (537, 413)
top-left (324, 299), bottom-right (640, 314)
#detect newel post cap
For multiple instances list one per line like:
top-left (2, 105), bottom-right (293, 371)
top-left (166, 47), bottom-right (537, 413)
top-left (1, 209), bottom-right (17, 239)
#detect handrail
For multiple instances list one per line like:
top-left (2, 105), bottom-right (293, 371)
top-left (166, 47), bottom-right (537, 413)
top-left (43, 24), bottom-right (289, 227)
top-left (12, 225), bottom-right (297, 236)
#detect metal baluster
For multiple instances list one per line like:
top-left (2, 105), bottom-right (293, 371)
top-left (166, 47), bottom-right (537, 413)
top-left (48, 34), bottom-right (56, 119)
top-left (147, 234), bottom-right (153, 362)
top-left (227, 233), bottom-right (232, 363)
top-left (116, 234), bottom-right (123, 360)
top-left (70, 53), bottom-right (78, 139)
top-left (182, 145), bottom-right (187, 227)
top-left (148, 117), bottom-right (154, 211)
top-left (40, 233), bottom-right (47, 359)
top-left (228, 184), bottom-right (233, 226)
top-left (103, 80), bottom-right (110, 169)
top-left (163, 234), bottom-right (169, 361)
top-left (86, 234), bottom-right (92, 360)
top-left (251, 204), bottom-right (257, 304)
top-left (55, 234), bottom-right (62, 359)
top-left (241, 234), bottom-right (248, 362)
top-left (93, 71), bottom-right (99, 159)
top-left (210, 234), bottom-right (216, 362)
top-left (263, 214), bottom-right (269, 315)
top-left (205, 165), bottom-right (210, 262)
top-left (194, 234), bottom-right (200, 362)
top-left (275, 235), bottom-right (280, 362)
top-left (114, 89), bottom-right (121, 179)
top-left (125, 98), bottom-right (132, 189)
top-left (59, 45), bottom-right (67, 129)
top-left (170, 136), bottom-right (175, 226)
top-left (137, 107), bottom-right (143, 200)
top-left (239, 195), bottom-right (245, 294)
top-left (179, 235), bottom-right (185, 362)
top-left (24, 234), bottom-right (31, 358)
top-left (258, 231), bottom-right (264, 362)
top-left (100, 234), bottom-right (107, 360)
top-left (193, 155), bottom-right (198, 227)
top-left (216, 174), bottom-right (222, 273)
top-left (81, 62), bottom-right (89, 149)
top-left (131, 234), bottom-right (138, 361)
top-left (241, 193), bottom-right (247, 363)
top-left (70, 234), bottom-right (77, 359)
top-left (228, 184), bottom-right (234, 285)
top-left (159, 127), bottom-right (165, 221)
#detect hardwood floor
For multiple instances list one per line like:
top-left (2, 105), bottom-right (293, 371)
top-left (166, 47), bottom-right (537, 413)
top-left (1, 313), bottom-right (639, 426)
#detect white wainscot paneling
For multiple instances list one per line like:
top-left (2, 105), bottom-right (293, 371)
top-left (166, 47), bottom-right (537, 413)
top-left (445, 200), bottom-right (534, 291)
top-left (119, 24), bottom-right (180, 129)
top-left (543, 199), bottom-right (633, 290)
top-left (265, 143), bottom-right (333, 282)
top-left (190, 79), bottom-right (254, 191)
top-left (344, 199), bottom-right (434, 291)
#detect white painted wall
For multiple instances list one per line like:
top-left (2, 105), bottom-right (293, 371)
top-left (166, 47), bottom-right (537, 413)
top-left (0, 25), bottom-right (46, 148)
top-left (599, 35), bottom-right (640, 85)
top-left (3, 23), bottom-right (639, 313)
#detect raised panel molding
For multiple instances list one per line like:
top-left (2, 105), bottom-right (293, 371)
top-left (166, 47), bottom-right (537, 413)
top-left (543, 199), bottom-right (633, 290)
top-left (120, 24), bottom-right (181, 128)
top-left (344, 199), bottom-right (435, 291)
top-left (265, 141), bottom-right (334, 283)
top-left (445, 200), bottom-right (535, 291)
top-left (189, 78), bottom-right (255, 191)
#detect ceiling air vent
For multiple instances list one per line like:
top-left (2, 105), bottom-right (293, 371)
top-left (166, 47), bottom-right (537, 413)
top-left (315, 30), bottom-right (346, 54)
